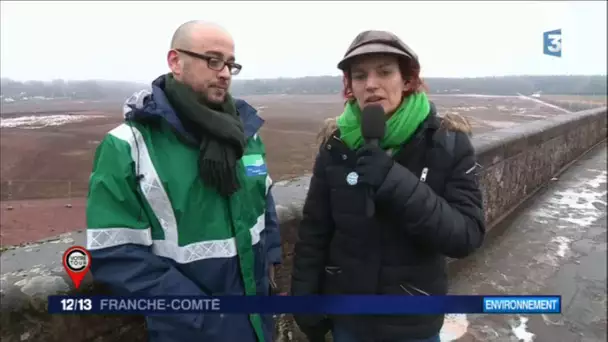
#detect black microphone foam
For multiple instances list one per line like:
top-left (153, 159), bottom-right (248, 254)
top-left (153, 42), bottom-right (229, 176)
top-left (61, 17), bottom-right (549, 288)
top-left (359, 104), bottom-right (386, 218)
top-left (361, 104), bottom-right (386, 144)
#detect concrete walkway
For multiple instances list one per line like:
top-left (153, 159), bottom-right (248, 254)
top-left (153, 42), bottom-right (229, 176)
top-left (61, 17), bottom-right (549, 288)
top-left (440, 142), bottom-right (607, 342)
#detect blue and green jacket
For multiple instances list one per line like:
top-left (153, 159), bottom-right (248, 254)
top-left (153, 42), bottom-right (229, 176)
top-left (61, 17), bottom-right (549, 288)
top-left (85, 75), bottom-right (281, 342)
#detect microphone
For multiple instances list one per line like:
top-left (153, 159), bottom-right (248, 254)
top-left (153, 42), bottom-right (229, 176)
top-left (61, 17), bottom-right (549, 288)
top-left (360, 104), bottom-right (386, 217)
top-left (361, 104), bottom-right (386, 147)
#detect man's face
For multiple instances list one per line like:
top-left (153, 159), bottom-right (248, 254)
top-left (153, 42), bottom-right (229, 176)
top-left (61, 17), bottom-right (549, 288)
top-left (168, 29), bottom-right (237, 105)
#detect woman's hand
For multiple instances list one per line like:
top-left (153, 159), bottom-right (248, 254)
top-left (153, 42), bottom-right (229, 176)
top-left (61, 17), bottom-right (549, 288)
top-left (354, 145), bottom-right (393, 190)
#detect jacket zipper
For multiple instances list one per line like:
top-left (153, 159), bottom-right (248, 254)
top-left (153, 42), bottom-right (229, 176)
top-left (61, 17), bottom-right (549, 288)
top-left (420, 167), bottom-right (429, 182)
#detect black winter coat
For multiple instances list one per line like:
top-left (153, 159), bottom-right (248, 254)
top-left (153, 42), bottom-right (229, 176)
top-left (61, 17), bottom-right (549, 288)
top-left (291, 107), bottom-right (486, 341)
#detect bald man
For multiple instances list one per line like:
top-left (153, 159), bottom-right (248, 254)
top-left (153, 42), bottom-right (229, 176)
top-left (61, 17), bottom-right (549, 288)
top-left (85, 21), bottom-right (281, 342)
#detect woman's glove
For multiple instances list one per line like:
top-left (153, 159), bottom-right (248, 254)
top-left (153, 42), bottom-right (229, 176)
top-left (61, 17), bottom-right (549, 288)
top-left (354, 144), bottom-right (394, 190)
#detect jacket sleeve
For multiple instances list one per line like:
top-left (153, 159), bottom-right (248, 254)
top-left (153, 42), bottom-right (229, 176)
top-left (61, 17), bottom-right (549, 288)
top-left (86, 132), bottom-right (206, 329)
top-left (376, 131), bottom-right (485, 259)
top-left (291, 148), bottom-right (334, 296)
top-left (263, 187), bottom-right (282, 265)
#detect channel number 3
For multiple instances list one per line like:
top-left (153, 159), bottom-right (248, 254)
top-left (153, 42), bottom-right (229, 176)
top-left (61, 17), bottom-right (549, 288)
top-left (547, 33), bottom-right (562, 54)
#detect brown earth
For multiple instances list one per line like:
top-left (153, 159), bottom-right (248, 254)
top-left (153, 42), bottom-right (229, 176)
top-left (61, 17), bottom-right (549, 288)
top-left (0, 94), bottom-right (581, 246)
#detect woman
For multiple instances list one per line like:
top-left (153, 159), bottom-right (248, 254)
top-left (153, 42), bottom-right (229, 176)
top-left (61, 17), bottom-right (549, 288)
top-left (290, 30), bottom-right (486, 342)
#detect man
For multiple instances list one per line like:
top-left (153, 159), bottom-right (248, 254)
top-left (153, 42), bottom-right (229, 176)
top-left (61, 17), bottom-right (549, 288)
top-left (85, 21), bottom-right (281, 342)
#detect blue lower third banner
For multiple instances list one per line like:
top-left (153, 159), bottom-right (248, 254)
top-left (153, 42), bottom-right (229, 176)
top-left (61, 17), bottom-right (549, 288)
top-left (48, 295), bottom-right (561, 315)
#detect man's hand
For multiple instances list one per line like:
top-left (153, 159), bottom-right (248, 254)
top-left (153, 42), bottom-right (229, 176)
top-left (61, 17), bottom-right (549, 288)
top-left (269, 264), bottom-right (276, 287)
top-left (355, 145), bottom-right (393, 190)
top-left (269, 264), bottom-right (285, 295)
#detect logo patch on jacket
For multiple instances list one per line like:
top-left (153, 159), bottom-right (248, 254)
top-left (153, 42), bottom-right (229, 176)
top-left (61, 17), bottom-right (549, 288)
top-left (243, 154), bottom-right (267, 176)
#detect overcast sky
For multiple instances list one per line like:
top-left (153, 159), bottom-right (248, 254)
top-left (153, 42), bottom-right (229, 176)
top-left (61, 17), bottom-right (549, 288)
top-left (1, 1), bottom-right (606, 83)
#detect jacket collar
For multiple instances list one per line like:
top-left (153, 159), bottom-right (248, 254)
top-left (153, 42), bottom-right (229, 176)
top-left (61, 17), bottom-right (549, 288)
top-left (123, 74), bottom-right (264, 142)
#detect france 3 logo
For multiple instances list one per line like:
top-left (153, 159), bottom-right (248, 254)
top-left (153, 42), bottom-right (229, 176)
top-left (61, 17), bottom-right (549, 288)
top-left (543, 29), bottom-right (562, 58)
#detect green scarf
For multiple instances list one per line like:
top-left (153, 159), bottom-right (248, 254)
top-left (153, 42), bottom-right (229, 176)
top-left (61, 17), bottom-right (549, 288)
top-left (336, 92), bottom-right (431, 151)
top-left (163, 73), bottom-right (246, 197)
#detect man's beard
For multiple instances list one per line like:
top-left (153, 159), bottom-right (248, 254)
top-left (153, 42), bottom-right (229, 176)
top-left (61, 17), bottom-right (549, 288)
top-left (182, 66), bottom-right (227, 105)
top-left (201, 86), bottom-right (228, 105)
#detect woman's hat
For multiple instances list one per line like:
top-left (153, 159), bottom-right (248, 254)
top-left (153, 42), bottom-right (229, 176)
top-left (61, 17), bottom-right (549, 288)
top-left (337, 30), bottom-right (419, 71)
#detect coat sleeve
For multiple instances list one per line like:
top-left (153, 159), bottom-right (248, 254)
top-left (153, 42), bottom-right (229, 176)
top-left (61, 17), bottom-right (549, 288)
top-left (291, 148), bottom-right (335, 296)
top-left (375, 131), bottom-right (485, 259)
top-left (258, 134), bottom-right (282, 266)
top-left (263, 187), bottom-right (282, 265)
top-left (86, 132), bottom-right (206, 329)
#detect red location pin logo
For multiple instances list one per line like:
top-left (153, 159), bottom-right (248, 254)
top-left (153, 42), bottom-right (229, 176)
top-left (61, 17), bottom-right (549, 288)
top-left (62, 246), bottom-right (92, 289)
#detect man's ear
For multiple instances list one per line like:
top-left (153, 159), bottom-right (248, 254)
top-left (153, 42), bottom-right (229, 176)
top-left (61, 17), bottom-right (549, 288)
top-left (167, 49), bottom-right (182, 75)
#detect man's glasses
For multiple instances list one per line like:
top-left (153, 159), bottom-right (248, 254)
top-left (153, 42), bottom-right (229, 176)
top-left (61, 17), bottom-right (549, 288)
top-left (176, 49), bottom-right (242, 75)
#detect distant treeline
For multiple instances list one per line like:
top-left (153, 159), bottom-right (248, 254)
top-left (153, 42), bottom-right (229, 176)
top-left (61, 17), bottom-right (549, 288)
top-left (229, 75), bottom-right (607, 96)
top-left (1, 75), bottom-right (606, 101)
top-left (0, 78), bottom-right (149, 101)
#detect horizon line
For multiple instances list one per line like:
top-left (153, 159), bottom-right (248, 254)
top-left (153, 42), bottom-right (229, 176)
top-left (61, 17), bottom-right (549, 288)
top-left (1, 73), bottom-right (606, 84)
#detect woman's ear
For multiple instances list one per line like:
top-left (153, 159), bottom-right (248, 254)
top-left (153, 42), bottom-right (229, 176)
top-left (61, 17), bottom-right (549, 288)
top-left (403, 80), bottom-right (415, 92)
top-left (342, 74), bottom-right (354, 101)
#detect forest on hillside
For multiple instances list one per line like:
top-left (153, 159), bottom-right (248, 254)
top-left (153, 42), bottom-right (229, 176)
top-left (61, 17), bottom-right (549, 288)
top-left (1, 75), bottom-right (605, 101)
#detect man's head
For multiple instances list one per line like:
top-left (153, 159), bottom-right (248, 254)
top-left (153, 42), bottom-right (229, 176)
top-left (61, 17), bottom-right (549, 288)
top-left (167, 21), bottom-right (241, 104)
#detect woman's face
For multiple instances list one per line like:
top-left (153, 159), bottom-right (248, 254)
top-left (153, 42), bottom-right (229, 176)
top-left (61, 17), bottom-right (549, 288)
top-left (348, 54), bottom-right (410, 115)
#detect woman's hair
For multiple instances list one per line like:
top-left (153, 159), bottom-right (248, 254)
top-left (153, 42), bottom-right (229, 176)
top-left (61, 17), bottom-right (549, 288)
top-left (341, 55), bottom-right (428, 102)
top-left (316, 53), bottom-right (472, 147)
